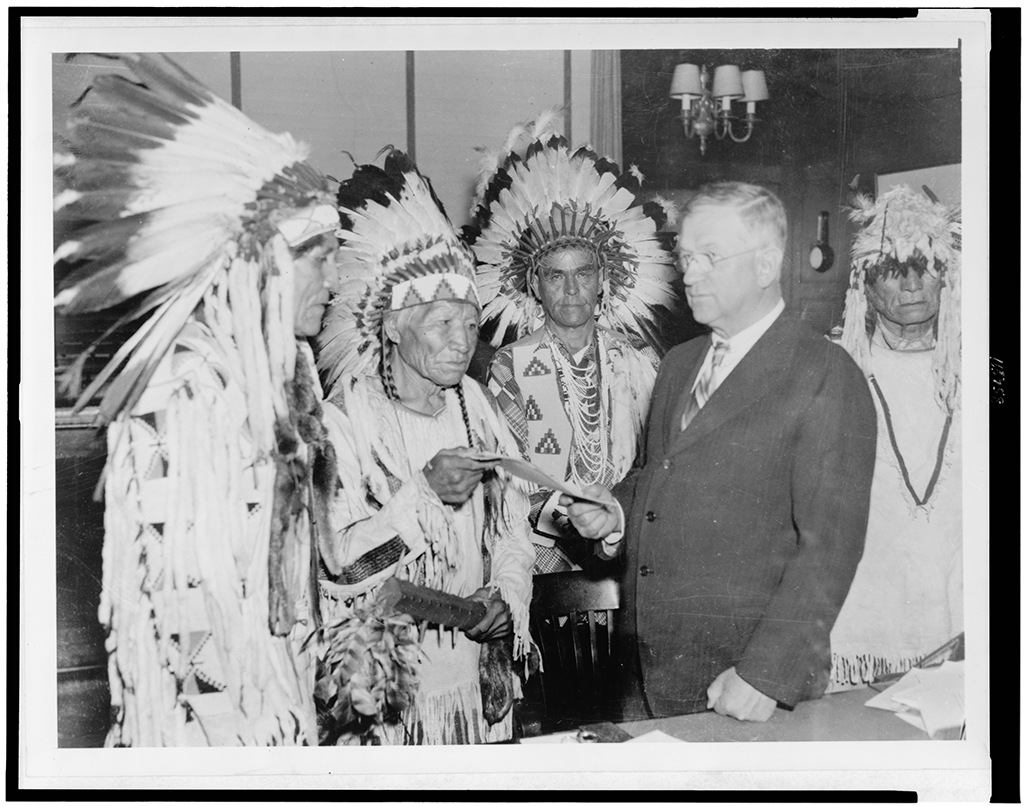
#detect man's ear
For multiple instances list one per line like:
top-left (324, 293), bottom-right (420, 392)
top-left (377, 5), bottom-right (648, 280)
top-left (756, 245), bottom-right (783, 288)
top-left (382, 314), bottom-right (400, 345)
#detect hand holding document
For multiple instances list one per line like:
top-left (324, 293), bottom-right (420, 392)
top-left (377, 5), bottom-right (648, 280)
top-left (864, 660), bottom-right (965, 737)
top-left (468, 452), bottom-right (610, 507)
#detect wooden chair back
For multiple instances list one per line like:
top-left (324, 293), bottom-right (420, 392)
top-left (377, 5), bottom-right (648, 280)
top-left (526, 571), bottom-right (621, 729)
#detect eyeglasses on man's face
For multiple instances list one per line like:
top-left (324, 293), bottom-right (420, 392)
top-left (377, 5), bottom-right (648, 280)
top-left (677, 245), bottom-right (762, 275)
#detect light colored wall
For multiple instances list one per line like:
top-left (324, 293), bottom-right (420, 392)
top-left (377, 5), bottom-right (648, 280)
top-left (238, 51), bottom-right (407, 184)
top-left (415, 50), bottom-right (565, 227)
top-left (570, 50), bottom-right (592, 148)
top-left (54, 50), bottom-right (587, 227)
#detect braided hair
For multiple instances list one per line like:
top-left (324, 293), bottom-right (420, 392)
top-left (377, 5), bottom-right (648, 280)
top-left (381, 345), bottom-right (401, 402)
top-left (454, 381), bottom-right (475, 450)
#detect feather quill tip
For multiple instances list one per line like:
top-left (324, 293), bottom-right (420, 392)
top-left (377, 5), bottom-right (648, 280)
top-left (54, 242), bottom-right (81, 265)
top-left (57, 355), bottom-right (90, 400)
top-left (54, 287), bottom-right (80, 310)
top-left (54, 190), bottom-right (82, 212)
top-left (650, 195), bottom-right (680, 227)
top-left (530, 106), bottom-right (565, 140)
top-left (502, 122), bottom-right (529, 156)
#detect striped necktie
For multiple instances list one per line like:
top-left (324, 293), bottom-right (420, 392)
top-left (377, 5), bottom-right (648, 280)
top-left (680, 340), bottom-right (730, 431)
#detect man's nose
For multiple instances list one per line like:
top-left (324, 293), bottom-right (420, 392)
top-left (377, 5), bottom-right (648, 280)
top-left (682, 260), bottom-right (703, 286)
top-left (322, 253), bottom-right (340, 291)
top-left (564, 273), bottom-right (580, 295)
top-left (450, 323), bottom-right (471, 353)
top-left (900, 271), bottom-right (923, 292)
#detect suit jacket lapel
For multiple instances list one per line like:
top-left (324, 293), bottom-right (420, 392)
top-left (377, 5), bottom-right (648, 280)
top-left (667, 315), bottom-right (799, 456)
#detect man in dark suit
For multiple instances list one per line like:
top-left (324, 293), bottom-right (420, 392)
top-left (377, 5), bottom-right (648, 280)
top-left (565, 182), bottom-right (877, 722)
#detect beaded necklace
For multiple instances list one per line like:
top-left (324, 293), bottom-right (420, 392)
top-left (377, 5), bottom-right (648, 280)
top-left (547, 328), bottom-right (610, 485)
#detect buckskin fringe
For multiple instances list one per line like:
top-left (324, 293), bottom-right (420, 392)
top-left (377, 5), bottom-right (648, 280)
top-left (377, 679), bottom-right (512, 745)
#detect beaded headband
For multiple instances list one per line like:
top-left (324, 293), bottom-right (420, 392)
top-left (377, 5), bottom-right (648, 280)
top-left (316, 149), bottom-right (479, 397)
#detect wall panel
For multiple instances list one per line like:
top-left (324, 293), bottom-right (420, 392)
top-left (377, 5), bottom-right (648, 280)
top-left (570, 50), bottom-right (592, 148)
top-left (239, 51), bottom-right (406, 183)
top-left (414, 50), bottom-right (564, 228)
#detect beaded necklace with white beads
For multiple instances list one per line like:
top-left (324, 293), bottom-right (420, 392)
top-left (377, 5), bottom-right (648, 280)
top-left (546, 327), bottom-right (611, 486)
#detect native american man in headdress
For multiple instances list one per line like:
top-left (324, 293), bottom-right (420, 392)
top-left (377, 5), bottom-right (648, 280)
top-left (464, 110), bottom-right (678, 575)
top-left (314, 150), bottom-right (535, 745)
top-left (829, 185), bottom-right (964, 687)
top-left (54, 53), bottom-right (341, 746)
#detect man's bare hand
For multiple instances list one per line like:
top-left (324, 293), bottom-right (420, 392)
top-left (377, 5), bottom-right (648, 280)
top-left (706, 666), bottom-right (777, 722)
top-left (560, 484), bottom-right (622, 540)
top-left (463, 588), bottom-right (512, 642)
top-left (423, 449), bottom-right (499, 505)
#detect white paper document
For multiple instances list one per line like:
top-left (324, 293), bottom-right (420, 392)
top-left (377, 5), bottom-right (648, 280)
top-left (864, 660), bottom-right (965, 737)
top-left (470, 452), bottom-right (611, 506)
top-left (625, 729), bottom-right (687, 743)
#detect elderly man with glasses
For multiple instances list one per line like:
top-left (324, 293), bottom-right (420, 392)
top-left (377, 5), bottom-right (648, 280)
top-left (565, 182), bottom-right (877, 723)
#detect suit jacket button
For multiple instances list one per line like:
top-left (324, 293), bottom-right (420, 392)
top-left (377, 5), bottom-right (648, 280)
top-left (645, 511), bottom-right (657, 522)
top-left (662, 459), bottom-right (672, 470)
top-left (639, 565), bottom-right (651, 577)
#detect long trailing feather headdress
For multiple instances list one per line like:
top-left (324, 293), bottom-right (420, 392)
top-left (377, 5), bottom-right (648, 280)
top-left (54, 52), bottom-right (340, 431)
top-left (54, 53), bottom-right (344, 638)
top-left (463, 109), bottom-right (679, 353)
top-left (316, 148), bottom-right (479, 397)
top-left (839, 184), bottom-right (961, 413)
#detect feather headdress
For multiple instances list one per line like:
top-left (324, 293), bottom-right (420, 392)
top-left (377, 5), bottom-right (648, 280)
top-left (54, 52), bottom-right (340, 430)
top-left (839, 184), bottom-right (961, 413)
top-left (316, 149), bottom-right (479, 396)
top-left (54, 53), bottom-right (347, 642)
top-left (463, 110), bottom-right (679, 352)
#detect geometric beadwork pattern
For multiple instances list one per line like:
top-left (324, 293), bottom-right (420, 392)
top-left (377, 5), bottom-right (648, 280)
top-left (524, 394), bottom-right (542, 421)
top-left (523, 356), bottom-right (552, 377)
top-left (534, 428), bottom-right (562, 455)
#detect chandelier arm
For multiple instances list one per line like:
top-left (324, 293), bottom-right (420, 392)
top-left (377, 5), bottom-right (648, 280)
top-left (726, 117), bottom-right (756, 143)
top-left (714, 117), bottom-right (731, 140)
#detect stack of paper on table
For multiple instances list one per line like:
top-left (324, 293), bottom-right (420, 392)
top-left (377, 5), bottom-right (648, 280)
top-left (625, 729), bottom-right (686, 743)
top-left (864, 660), bottom-right (965, 737)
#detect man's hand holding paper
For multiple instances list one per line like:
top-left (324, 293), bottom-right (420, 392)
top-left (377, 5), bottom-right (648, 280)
top-left (470, 451), bottom-right (615, 510)
top-left (469, 452), bottom-right (625, 553)
top-left (424, 448), bottom-right (501, 505)
top-left (560, 484), bottom-right (625, 557)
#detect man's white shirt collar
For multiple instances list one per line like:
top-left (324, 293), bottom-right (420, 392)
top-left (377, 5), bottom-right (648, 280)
top-left (694, 298), bottom-right (786, 391)
top-left (714, 298), bottom-right (786, 356)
